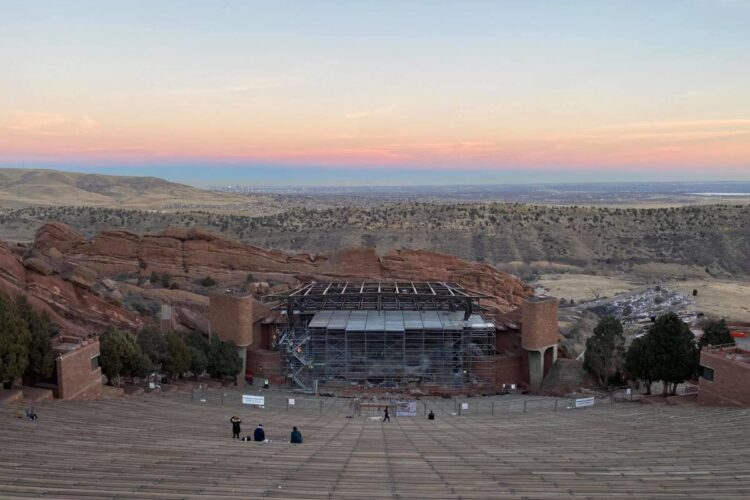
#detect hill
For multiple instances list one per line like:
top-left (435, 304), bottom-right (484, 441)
top-left (0, 168), bottom-right (268, 211)
top-left (5, 202), bottom-right (749, 277)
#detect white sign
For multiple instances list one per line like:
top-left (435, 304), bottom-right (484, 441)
top-left (242, 394), bottom-right (265, 406)
top-left (148, 382), bottom-right (155, 389)
top-left (575, 397), bottom-right (595, 408)
top-left (626, 388), bottom-right (632, 395)
top-left (460, 402), bottom-right (469, 410)
top-left (288, 398), bottom-right (295, 406)
top-left (396, 400), bottom-right (417, 417)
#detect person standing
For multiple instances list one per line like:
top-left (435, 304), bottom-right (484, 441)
top-left (383, 406), bottom-right (390, 422)
top-left (230, 416), bottom-right (242, 439)
top-left (290, 426), bottom-right (303, 444)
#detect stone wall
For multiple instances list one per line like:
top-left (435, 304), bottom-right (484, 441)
top-left (494, 353), bottom-right (527, 388)
top-left (246, 349), bottom-right (284, 384)
top-left (698, 348), bottom-right (750, 407)
top-left (207, 293), bottom-right (253, 347)
top-left (56, 340), bottom-right (102, 401)
top-left (521, 297), bottom-right (559, 351)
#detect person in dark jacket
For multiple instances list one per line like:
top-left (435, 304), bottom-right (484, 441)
top-left (230, 416), bottom-right (242, 439)
top-left (383, 406), bottom-right (390, 422)
top-left (290, 426), bottom-right (303, 444)
top-left (254, 424), bottom-right (266, 442)
top-left (428, 410), bottom-right (435, 420)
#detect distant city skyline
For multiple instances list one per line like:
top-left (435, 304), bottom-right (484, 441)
top-left (1, 1), bottom-right (749, 185)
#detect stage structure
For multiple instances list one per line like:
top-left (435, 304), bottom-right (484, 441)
top-left (266, 282), bottom-right (497, 391)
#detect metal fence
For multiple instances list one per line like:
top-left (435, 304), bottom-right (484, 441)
top-left (155, 385), bottom-right (644, 419)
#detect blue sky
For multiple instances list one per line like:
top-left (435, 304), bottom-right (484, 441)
top-left (1, 0), bottom-right (749, 186)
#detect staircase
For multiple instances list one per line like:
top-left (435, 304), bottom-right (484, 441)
top-left (281, 327), bottom-right (314, 392)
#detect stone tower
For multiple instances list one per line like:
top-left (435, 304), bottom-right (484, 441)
top-left (521, 297), bottom-right (559, 392)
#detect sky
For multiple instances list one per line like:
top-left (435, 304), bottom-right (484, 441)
top-left (1, 0), bottom-right (749, 186)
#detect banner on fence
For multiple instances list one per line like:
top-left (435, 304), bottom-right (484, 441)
top-left (396, 400), bottom-right (417, 417)
top-left (288, 398), bottom-right (295, 406)
top-left (575, 397), bottom-right (595, 408)
top-left (460, 402), bottom-right (469, 410)
top-left (242, 394), bottom-right (265, 406)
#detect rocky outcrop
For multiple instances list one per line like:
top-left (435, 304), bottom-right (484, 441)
top-left (34, 222), bottom-right (84, 253)
top-left (0, 223), bottom-right (534, 338)
top-left (0, 242), bottom-right (142, 336)
top-left (31, 223), bottom-right (533, 312)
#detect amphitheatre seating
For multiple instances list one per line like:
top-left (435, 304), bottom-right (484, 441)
top-left (1, 393), bottom-right (750, 499)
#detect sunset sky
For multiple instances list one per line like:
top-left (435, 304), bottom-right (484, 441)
top-left (1, 0), bottom-right (749, 185)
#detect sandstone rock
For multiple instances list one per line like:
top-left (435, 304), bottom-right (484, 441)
top-left (22, 223), bottom-right (532, 337)
top-left (61, 264), bottom-right (98, 289)
top-left (270, 283), bottom-right (290, 294)
top-left (92, 281), bottom-right (124, 306)
top-left (100, 278), bottom-right (118, 291)
top-left (0, 244), bottom-right (26, 285)
top-left (23, 256), bottom-right (56, 276)
top-left (34, 222), bottom-right (84, 252)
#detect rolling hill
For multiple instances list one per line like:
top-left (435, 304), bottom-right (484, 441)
top-left (0, 168), bottom-right (257, 210)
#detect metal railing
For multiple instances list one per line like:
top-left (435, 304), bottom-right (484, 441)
top-left (158, 387), bottom-right (643, 419)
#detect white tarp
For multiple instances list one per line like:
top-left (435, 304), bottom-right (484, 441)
top-left (575, 397), bottom-right (595, 408)
top-left (242, 395), bottom-right (265, 406)
top-left (396, 400), bottom-right (417, 417)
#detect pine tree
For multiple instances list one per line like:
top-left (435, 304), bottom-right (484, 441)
top-left (583, 316), bottom-right (626, 387)
top-left (16, 296), bottom-right (55, 381)
top-left (0, 295), bottom-right (30, 386)
top-left (699, 319), bottom-right (734, 348)
top-left (162, 332), bottom-right (191, 380)
top-left (625, 336), bottom-right (655, 394)
top-left (137, 326), bottom-right (168, 370)
top-left (648, 313), bottom-right (700, 396)
top-left (207, 337), bottom-right (242, 379)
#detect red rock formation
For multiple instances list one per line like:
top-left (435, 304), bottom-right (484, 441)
top-left (0, 242), bottom-right (142, 336)
top-left (30, 223), bottom-right (533, 314)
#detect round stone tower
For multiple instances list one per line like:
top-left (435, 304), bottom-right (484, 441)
top-left (521, 297), bottom-right (559, 392)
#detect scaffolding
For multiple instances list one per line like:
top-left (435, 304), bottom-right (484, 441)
top-left (266, 282), bottom-right (498, 391)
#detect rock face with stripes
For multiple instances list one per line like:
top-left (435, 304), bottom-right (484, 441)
top-left (19, 223), bottom-right (534, 336)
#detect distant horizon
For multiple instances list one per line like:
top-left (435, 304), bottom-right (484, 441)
top-left (2, 164), bottom-right (750, 189)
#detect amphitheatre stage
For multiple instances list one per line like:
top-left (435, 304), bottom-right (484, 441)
top-left (2, 392), bottom-right (750, 499)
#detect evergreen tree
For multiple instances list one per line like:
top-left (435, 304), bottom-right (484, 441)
top-left (16, 296), bottom-right (55, 381)
top-left (0, 295), bottom-right (30, 386)
top-left (699, 319), bottom-right (734, 348)
top-left (648, 313), bottom-right (700, 396)
top-left (583, 316), bottom-right (626, 386)
top-left (99, 327), bottom-right (129, 385)
top-left (207, 337), bottom-right (242, 379)
top-left (137, 326), bottom-right (168, 369)
top-left (162, 332), bottom-right (191, 379)
top-left (183, 332), bottom-right (210, 376)
top-left (624, 336), bottom-right (655, 394)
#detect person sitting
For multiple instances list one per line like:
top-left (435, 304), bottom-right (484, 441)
top-left (25, 409), bottom-right (38, 421)
top-left (428, 410), bottom-right (435, 420)
top-left (254, 424), bottom-right (266, 442)
top-left (290, 426), bottom-right (303, 444)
